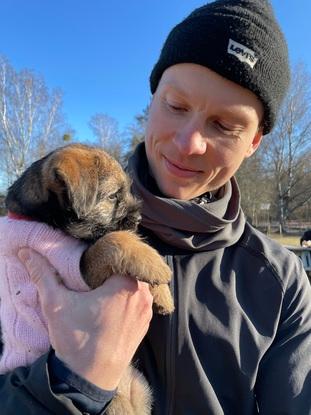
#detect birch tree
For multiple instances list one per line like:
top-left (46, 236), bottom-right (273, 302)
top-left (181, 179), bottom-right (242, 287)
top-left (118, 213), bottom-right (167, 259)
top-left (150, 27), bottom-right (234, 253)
top-left (261, 63), bottom-right (311, 230)
top-left (0, 55), bottom-right (71, 186)
top-left (88, 113), bottom-right (123, 163)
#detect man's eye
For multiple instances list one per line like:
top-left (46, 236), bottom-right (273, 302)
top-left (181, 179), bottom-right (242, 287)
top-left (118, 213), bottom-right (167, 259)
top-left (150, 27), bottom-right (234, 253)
top-left (214, 121), bottom-right (241, 136)
top-left (166, 100), bottom-right (187, 112)
top-left (215, 121), bottom-right (233, 132)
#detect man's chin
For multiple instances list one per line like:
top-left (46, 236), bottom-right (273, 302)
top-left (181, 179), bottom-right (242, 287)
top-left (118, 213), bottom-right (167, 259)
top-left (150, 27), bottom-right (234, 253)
top-left (157, 183), bottom-right (201, 200)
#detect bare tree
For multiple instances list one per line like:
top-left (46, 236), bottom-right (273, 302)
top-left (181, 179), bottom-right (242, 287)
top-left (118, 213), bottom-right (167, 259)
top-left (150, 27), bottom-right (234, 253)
top-left (128, 106), bottom-right (149, 147)
top-left (259, 63), bottom-right (311, 231)
top-left (236, 151), bottom-right (272, 226)
top-left (88, 113), bottom-right (124, 163)
top-left (0, 55), bottom-right (71, 186)
top-left (123, 106), bottom-right (149, 165)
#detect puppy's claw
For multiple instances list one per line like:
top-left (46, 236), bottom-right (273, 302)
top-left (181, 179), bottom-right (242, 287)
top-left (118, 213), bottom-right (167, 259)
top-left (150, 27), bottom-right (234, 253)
top-left (129, 258), bottom-right (171, 286)
top-left (150, 284), bottom-right (174, 315)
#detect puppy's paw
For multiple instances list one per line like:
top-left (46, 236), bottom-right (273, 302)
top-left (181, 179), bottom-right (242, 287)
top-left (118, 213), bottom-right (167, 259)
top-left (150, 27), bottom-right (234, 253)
top-left (150, 284), bottom-right (174, 315)
top-left (104, 231), bottom-right (171, 285)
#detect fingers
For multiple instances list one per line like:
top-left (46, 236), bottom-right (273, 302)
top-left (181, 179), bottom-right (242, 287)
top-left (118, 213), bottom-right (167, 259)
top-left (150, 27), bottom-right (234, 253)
top-left (137, 281), bottom-right (154, 324)
top-left (18, 248), bottom-right (64, 299)
top-left (137, 280), bottom-right (154, 302)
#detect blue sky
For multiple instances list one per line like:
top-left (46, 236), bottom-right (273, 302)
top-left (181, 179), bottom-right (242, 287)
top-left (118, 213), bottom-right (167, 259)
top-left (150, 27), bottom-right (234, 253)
top-left (0, 0), bottom-right (310, 141)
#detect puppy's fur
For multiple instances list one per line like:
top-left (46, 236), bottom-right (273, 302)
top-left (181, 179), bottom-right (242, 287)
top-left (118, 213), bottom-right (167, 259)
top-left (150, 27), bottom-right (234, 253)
top-left (5, 143), bottom-right (174, 415)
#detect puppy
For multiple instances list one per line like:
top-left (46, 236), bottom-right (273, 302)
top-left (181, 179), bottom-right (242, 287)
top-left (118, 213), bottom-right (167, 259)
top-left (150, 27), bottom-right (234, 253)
top-left (0, 143), bottom-right (174, 415)
top-left (300, 229), bottom-right (311, 248)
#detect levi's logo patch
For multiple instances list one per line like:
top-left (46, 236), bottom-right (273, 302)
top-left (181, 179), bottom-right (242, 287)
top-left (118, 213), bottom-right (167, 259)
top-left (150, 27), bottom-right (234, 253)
top-left (227, 39), bottom-right (258, 69)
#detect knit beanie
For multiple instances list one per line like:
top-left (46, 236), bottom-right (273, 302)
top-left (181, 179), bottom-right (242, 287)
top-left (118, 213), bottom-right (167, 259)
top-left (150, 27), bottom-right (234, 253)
top-left (150, 0), bottom-right (290, 135)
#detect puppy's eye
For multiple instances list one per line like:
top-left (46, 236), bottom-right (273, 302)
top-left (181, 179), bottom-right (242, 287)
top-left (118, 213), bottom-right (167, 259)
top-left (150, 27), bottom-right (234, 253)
top-left (108, 192), bottom-right (119, 201)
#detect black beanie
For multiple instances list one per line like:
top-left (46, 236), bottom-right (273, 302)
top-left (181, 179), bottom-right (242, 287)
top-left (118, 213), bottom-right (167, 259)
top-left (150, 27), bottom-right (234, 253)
top-left (150, 0), bottom-right (290, 135)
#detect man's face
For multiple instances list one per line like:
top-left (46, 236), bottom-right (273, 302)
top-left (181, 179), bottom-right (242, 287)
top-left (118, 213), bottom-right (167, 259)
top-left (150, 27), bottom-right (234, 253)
top-left (145, 63), bottom-right (264, 200)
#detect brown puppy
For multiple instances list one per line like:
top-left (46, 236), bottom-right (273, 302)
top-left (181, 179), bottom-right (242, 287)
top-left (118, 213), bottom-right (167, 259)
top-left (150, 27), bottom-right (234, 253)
top-left (5, 143), bottom-right (174, 415)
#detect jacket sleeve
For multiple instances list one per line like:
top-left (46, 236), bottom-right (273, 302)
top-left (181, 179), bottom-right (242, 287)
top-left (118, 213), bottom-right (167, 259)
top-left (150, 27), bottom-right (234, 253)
top-left (49, 350), bottom-right (115, 414)
top-left (0, 351), bottom-right (113, 415)
top-left (255, 259), bottom-right (311, 414)
top-left (0, 352), bottom-right (83, 414)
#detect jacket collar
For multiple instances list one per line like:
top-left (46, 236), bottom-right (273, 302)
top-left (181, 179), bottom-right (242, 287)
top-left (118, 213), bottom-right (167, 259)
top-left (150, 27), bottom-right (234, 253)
top-left (127, 143), bottom-right (246, 251)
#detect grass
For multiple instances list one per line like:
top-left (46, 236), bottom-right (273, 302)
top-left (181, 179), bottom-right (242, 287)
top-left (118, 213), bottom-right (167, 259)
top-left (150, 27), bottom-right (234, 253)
top-left (267, 234), bottom-right (300, 247)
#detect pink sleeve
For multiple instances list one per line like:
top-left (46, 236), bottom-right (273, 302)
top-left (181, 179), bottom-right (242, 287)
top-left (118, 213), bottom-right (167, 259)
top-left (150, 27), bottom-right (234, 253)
top-left (28, 225), bottom-right (90, 292)
top-left (0, 218), bottom-right (91, 373)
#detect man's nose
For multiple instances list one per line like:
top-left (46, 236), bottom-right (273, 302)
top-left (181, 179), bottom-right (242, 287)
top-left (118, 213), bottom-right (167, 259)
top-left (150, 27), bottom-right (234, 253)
top-left (173, 121), bottom-right (207, 156)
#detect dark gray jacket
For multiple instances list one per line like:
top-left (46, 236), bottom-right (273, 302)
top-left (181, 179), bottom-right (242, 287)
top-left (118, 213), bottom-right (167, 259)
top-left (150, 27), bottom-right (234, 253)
top-left (130, 144), bottom-right (311, 415)
top-left (135, 223), bottom-right (311, 414)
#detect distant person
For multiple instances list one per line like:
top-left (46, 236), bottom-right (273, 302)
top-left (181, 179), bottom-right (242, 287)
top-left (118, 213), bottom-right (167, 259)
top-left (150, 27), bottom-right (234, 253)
top-left (301, 229), bottom-right (311, 247)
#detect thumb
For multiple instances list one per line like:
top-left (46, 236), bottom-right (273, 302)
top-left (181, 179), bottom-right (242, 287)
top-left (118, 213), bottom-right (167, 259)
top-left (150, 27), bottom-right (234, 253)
top-left (18, 248), bottom-right (65, 299)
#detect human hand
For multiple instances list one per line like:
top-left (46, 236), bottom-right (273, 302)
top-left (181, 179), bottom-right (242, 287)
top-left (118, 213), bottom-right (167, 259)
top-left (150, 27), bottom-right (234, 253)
top-left (18, 248), bottom-right (153, 390)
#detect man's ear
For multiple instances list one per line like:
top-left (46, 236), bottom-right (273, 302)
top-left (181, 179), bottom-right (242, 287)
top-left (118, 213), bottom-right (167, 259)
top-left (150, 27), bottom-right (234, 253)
top-left (245, 128), bottom-right (264, 158)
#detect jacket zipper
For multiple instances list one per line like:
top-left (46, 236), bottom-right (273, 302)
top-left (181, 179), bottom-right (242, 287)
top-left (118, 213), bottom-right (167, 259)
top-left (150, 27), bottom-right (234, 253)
top-left (165, 255), bottom-right (177, 415)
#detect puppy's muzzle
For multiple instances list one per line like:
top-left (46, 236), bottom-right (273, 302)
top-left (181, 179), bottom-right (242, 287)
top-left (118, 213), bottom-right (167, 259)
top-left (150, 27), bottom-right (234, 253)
top-left (120, 204), bottom-right (142, 231)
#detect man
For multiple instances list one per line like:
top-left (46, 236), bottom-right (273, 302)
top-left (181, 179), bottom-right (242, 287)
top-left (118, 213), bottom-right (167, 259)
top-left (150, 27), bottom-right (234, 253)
top-left (1, 0), bottom-right (311, 414)
top-left (301, 229), bottom-right (311, 247)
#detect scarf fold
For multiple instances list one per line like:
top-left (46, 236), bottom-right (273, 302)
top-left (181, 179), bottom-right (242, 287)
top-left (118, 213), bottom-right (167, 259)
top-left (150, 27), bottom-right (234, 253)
top-left (127, 143), bottom-right (246, 251)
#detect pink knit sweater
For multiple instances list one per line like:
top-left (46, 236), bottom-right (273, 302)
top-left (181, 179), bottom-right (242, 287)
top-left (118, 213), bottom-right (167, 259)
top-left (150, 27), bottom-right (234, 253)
top-left (0, 216), bottom-right (89, 374)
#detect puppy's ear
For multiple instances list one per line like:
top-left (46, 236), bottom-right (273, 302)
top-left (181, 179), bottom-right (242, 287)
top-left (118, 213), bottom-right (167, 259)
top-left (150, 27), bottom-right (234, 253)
top-left (5, 151), bottom-right (76, 229)
top-left (45, 150), bottom-right (100, 220)
top-left (5, 155), bottom-right (51, 218)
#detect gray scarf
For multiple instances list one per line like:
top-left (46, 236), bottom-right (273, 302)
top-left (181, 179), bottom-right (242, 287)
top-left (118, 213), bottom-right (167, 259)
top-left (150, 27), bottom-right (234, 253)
top-left (127, 143), bottom-right (245, 251)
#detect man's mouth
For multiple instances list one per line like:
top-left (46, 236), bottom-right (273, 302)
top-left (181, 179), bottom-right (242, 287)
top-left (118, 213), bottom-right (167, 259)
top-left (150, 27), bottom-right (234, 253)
top-left (163, 156), bottom-right (203, 178)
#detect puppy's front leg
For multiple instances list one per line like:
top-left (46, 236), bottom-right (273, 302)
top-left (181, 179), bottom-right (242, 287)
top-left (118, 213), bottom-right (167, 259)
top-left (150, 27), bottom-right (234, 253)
top-left (80, 230), bottom-right (171, 289)
top-left (80, 237), bottom-right (113, 289)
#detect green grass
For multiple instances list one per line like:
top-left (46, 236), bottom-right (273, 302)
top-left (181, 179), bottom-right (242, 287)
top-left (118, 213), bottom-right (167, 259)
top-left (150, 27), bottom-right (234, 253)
top-left (268, 234), bottom-right (300, 247)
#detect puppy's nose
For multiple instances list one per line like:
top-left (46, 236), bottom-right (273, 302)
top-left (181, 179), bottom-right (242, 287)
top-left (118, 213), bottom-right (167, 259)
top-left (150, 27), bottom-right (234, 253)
top-left (128, 208), bottom-right (141, 225)
top-left (118, 203), bottom-right (141, 231)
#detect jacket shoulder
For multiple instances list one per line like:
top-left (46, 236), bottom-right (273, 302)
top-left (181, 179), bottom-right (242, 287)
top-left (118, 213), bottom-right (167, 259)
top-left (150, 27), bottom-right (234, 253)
top-left (238, 222), bottom-right (306, 292)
